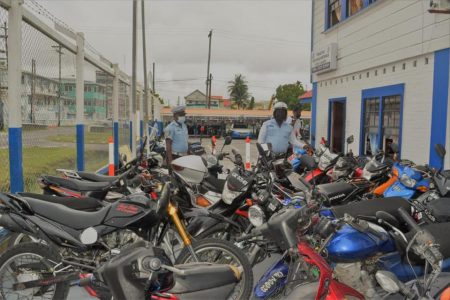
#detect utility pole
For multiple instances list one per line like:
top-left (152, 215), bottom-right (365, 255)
top-left (31, 58), bottom-right (36, 123)
top-left (52, 44), bottom-right (63, 126)
top-left (208, 73), bottom-right (212, 107)
top-left (177, 96), bottom-right (180, 106)
top-left (205, 29), bottom-right (212, 109)
top-left (141, 0), bottom-right (149, 131)
top-left (152, 62), bottom-right (155, 120)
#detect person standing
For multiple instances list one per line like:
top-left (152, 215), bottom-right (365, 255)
top-left (258, 102), bottom-right (305, 154)
top-left (292, 105), bottom-right (304, 141)
top-left (164, 106), bottom-right (188, 167)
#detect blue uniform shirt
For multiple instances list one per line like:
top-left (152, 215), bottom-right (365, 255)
top-left (258, 118), bottom-right (296, 154)
top-left (164, 121), bottom-right (188, 154)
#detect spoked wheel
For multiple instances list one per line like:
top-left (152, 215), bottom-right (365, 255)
top-left (175, 238), bottom-right (253, 300)
top-left (0, 243), bottom-right (70, 300)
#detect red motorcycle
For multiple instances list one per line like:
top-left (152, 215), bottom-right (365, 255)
top-left (238, 206), bottom-right (364, 299)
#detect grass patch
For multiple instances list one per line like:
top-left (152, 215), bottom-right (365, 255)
top-left (0, 147), bottom-right (108, 192)
top-left (47, 131), bottom-right (117, 144)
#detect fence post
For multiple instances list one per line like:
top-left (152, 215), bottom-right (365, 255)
top-left (112, 64), bottom-right (119, 168)
top-left (76, 32), bottom-right (85, 171)
top-left (8, 0), bottom-right (24, 193)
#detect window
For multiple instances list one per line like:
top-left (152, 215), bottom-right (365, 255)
top-left (361, 87), bottom-right (403, 157)
top-left (363, 98), bottom-right (380, 156)
top-left (347, 0), bottom-right (363, 16)
top-left (382, 96), bottom-right (401, 156)
top-left (329, 0), bottom-right (342, 27)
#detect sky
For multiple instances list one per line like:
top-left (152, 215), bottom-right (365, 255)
top-left (37, 0), bottom-right (312, 105)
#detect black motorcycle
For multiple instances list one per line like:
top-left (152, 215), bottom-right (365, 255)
top-left (0, 184), bottom-right (253, 300)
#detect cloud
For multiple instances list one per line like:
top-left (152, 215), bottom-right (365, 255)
top-left (37, 0), bottom-right (312, 104)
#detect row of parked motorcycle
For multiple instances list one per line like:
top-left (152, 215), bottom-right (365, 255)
top-left (0, 126), bottom-right (450, 300)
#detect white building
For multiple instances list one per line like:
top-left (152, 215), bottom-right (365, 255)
top-left (310, 0), bottom-right (450, 168)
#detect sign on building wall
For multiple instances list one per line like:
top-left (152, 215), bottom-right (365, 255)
top-left (311, 43), bottom-right (338, 74)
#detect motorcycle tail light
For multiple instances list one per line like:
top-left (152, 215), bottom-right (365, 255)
top-left (172, 164), bottom-right (184, 172)
top-left (196, 195), bottom-right (211, 207)
top-left (417, 185), bottom-right (428, 192)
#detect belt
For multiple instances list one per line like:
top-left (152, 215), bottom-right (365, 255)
top-left (172, 152), bottom-right (187, 156)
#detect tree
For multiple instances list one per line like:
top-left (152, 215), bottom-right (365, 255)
top-left (249, 97), bottom-right (255, 110)
top-left (275, 81), bottom-right (305, 109)
top-left (228, 74), bottom-right (250, 109)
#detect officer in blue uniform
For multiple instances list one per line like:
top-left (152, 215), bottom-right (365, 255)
top-left (164, 105), bottom-right (189, 166)
top-left (258, 101), bottom-right (305, 154)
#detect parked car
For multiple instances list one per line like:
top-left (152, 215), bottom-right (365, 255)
top-left (230, 123), bottom-right (253, 139)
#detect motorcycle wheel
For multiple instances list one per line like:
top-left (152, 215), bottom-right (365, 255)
top-left (0, 242), bottom-right (70, 300)
top-left (175, 238), bottom-right (253, 300)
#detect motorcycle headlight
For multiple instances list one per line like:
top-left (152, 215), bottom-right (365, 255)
top-left (335, 158), bottom-right (346, 169)
top-left (222, 184), bottom-right (241, 205)
top-left (248, 205), bottom-right (266, 227)
top-left (400, 174), bottom-right (417, 188)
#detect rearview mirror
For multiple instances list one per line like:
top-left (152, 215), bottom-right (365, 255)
top-left (224, 136), bottom-right (232, 146)
top-left (375, 271), bottom-right (401, 294)
top-left (120, 153), bottom-right (127, 163)
top-left (435, 144), bottom-right (446, 159)
top-left (346, 135), bottom-right (354, 144)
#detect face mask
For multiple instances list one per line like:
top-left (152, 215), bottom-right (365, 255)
top-left (177, 116), bottom-right (186, 124)
top-left (274, 110), bottom-right (286, 124)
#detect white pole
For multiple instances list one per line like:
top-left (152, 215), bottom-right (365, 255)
top-left (130, 0), bottom-right (137, 158)
top-left (76, 32), bottom-right (85, 171)
top-left (112, 64), bottom-right (119, 167)
top-left (7, 0), bottom-right (24, 192)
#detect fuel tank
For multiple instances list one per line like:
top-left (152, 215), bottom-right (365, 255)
top-left (326, 224), bottom-right (396, 262)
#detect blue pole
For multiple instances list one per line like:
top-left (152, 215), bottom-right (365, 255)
top-left (76, 124), bottom-right (85, 171)
top-left (9, 128), bottom-right (23, 192)
top-left (113, 122), bottom-right (119, 167)
top-left (129, 120), bottom-right (133, 150)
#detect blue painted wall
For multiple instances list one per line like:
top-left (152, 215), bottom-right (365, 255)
top-left (113, 122), bottom-right (119, 168)
top-left (429, 49), bottom-right (450, 169)
top-left (311, 82), bottom-right (318, 147)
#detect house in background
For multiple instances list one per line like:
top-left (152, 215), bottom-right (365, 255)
top-left (185, 89), bottom-right (231, 109)
top-left (311, 0), bottom-right (450, 168)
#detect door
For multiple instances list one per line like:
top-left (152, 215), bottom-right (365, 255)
top-left (329, 100), bottom-right (346, 153)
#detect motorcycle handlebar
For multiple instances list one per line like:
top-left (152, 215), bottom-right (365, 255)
top-left (397, 207), bottom-right (421, 234)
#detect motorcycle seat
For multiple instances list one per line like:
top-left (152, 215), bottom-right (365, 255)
top-left (77, 171), bottom-right (119, 183)
top-left (42, 175), bottom-right (112, 192)
top-left (202, 175), bottom-right (226, 193)
top-left (20, 195), bottom-right (110, 230)
top-left (331, 197), bottom-right (411, 219)
top-left (169, 263), bottom-right (239, 294)
top-left (18, 192), bottom-right (103, 211)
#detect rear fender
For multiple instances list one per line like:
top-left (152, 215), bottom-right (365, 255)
top-left (0, 213), bottom-right (35, 235)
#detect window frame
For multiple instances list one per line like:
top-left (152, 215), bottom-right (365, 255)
top-left (325, 0), bottom-right (377, 30)
top-left (359, 83), bottom-right (404, 156)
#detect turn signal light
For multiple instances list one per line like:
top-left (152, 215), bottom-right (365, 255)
top-left (196, 196), bottom-right (211, 207)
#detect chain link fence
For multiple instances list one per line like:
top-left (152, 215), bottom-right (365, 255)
top-left (0, 1), bottom-right (147, 192)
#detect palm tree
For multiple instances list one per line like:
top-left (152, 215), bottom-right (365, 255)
top-left (228, 74), bottom-right (250, 109)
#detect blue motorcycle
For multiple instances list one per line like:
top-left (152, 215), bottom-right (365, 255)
top-left (382, 162), bottom-right (431, 199)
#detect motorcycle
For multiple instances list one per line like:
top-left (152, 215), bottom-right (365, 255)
top-left (238, 205), bottom-right (365, 299)
top-left (0, 184), bottom-right (253, 300)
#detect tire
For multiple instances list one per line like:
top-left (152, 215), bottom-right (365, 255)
top-left (0, 242), bottom-right (70, 300)
top-left (175, 238), bottom-right (253, 300)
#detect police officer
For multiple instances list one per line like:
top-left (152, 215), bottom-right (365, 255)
top-left (292, 104), bottom-right (304, 140)
top-left (258, 101), bottom-right (305, 154)
top-left (164, 105), bottom-right (189, 166)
